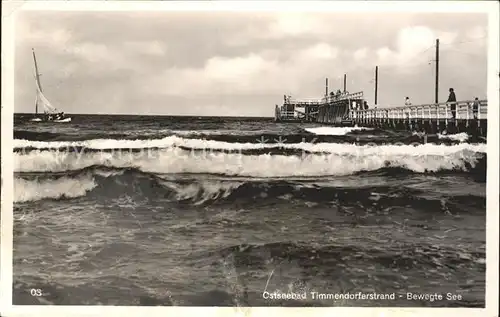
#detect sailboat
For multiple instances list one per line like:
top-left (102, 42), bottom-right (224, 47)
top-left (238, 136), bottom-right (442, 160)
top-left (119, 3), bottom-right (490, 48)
top-left (30, 48), bottom-right (71, 123)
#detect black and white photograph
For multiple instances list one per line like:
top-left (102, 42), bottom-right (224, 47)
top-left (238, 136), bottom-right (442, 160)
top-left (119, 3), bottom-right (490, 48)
top-left (1, 0), bottom-right (499, 315)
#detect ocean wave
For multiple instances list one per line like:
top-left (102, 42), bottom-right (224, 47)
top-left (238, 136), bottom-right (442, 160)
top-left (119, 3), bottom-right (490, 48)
top-left (14, 167), bottom-right (486, 207)
top-left (13, 142), bottom-right (485, 177)
top-left (14, 129), bottom-right (288, 143)
top-left (15, 135), bottom-right (474, 153)
top-left (14, 175), bottom-right (97, 203)
top-left (168, 129), bottom-right (265, 137)
top-left (159, 179), bottom-right (244, 206)
top-left (14, 134), bottom-right (486, 153)
top-left (13, 135), bottom-right (341, 151)
top-left (158, 176), bottom-right (485, 209)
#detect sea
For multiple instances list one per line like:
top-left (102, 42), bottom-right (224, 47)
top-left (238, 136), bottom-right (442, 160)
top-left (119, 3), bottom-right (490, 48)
top-left (12, 114), bottom-right (486, 307)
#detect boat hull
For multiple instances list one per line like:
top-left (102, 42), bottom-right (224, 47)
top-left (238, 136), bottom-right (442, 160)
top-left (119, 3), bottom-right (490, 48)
top-left (30, 117), bottom-right (72, 123)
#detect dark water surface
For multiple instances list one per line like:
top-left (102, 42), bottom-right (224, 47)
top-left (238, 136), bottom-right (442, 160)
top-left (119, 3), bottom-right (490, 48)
top-left (13, 114), bottom-right (486, 307)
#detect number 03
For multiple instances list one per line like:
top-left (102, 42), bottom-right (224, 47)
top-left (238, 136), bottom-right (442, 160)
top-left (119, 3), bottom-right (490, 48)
top-left (30, 289), bottom-right (42, 296)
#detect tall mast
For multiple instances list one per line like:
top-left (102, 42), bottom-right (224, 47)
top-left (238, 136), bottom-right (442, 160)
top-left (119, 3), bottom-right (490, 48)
top-left (32, 48), bottom-right (42, 114)
top-left (32, 48), bottom-right (42, 92)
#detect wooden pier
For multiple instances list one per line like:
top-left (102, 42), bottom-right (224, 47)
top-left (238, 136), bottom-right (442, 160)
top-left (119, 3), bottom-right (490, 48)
top-left (350, 99), bottom-right (488, 137)
top-left (275, 95), bottom-right (488, 137)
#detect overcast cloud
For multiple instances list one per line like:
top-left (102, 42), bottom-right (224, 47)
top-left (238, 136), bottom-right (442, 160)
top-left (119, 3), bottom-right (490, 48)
top-left (14, 10), bottom-right (488, 116)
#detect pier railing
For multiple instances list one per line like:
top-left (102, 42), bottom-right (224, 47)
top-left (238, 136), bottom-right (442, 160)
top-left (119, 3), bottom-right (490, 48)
top-left (288, 99), bottom-right (322, 106)
top-left (280, 111), bottom-right (296, 118)
top-left (350, 100), bottom-right (487, 121)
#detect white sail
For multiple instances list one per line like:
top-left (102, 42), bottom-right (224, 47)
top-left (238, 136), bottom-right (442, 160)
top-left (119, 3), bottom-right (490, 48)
top-left (33, 48), bottom-right (59, 114)
top-left (34, 76), bottom-right (58, 113)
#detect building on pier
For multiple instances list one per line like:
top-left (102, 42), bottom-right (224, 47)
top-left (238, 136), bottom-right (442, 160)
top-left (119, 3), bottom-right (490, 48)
top-left (274, 91), bottom-right (365, 124)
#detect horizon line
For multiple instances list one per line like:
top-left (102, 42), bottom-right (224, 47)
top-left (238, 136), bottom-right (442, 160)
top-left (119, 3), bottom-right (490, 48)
top-left (13, 112), bottom-right (275, 118)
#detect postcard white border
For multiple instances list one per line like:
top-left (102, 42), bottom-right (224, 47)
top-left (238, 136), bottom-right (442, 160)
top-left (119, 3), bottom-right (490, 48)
top-left (1, 1), bottom-right (499, 317)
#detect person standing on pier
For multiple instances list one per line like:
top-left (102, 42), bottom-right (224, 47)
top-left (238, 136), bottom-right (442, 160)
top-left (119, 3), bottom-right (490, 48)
top-left (404, 97), bottom-right (411, 119)
top-left (336, 89), bottom-right (342, 101)
top-left (447, 88), bottom-right (457, 119)
top-left (473, 97), bottom-right (480, 119)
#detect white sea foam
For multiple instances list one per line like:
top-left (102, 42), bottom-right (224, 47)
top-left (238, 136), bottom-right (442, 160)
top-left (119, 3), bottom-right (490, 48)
top-left (14, 136), bottom-right (268, 151)
top-left (14, 133), bottom-right (483, 155)
top-left (14, 175), bottom-right (97, 203)
top-left (438, 132), bottom-right (469, 142)
top-left (304, 126), bottom-right (370, 135)
top-left (14, 143), bottom-right (486, 176)
top-left (159, 180), bottom-right (243, 205)
top-left (169, 129), bottom-right (262, 136)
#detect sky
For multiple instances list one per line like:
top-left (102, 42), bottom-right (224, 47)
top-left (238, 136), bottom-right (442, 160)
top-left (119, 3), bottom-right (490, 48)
top-left (14, 9), bottom-right (488, 116)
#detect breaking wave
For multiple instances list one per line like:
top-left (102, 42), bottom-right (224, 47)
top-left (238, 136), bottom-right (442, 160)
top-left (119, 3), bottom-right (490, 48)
top-left (14, 126), bottom-right (367, 142)
top-left (14, 175), bottom-right (97, 203)
top-left (14, 166), bottom-right (486, 208)
top-left (14, 135), bottom-right (486, 153)
top-left (13, 134), bottom-right (487, 203)
top-left (14, 142), bottom-right (485, 176)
